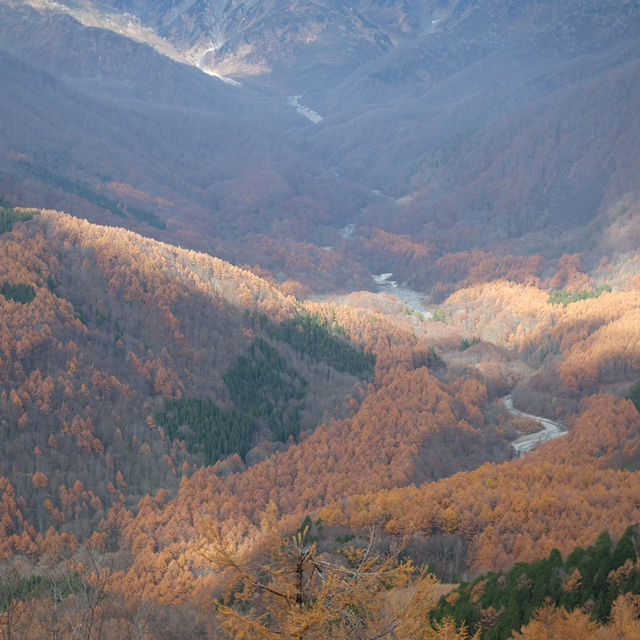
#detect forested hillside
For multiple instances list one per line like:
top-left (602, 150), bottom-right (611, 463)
top-left (2, 0), bottom-right (640, 637)
top-left (0, 208), bottom-right (393, 547)
top-left (0, 206), bottom-right (640, 637)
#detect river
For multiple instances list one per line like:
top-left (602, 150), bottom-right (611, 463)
top-left (369, 276), bottom-right (562, 456)
top-left (503, 394), bottom-right (566, 456)
top-left (372, 273), bottom-right (432, 319)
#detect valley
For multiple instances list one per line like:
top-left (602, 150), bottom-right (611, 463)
top-left (0, 1), bottom-right (640, 638)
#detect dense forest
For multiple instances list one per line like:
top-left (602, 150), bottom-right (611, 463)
top-left (0, 203), bottom-right (638, 637)
top-left (1, 0), bottom-right (640, 636)
top-left (432, 527), bottom-right (640, 639)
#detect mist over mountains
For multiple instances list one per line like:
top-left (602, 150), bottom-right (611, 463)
top-left (1, 0), bottom-right (639, 292)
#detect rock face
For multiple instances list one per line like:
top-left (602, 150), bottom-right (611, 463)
top-left (37, 1), bottom-right (640, 87)
top-left (85, 0), bottom-right (426, 82)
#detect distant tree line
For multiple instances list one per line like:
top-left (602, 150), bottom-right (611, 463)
top-left (1, 571), bottom-right (83, 614)
top-left (1, 281), bottom-right (36, 304)
top-left (266, 312), bottom-right (376, 379)
top-left (548, 285), bottom-right (611, 306)
top-left (155, 338), bottom-right (308, 464)
top-left (154, 398), bottom-right (252, 464)
top-left (459, 337), bottom-right (481, 351)
top-left (17, 162), bottom-right (166, 229)
top-left (0, 205), bottom-right (38, 234)
top-left (627, 380), bottom-right (640, 412)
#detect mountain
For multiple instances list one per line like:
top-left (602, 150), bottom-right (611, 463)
top-left (3, 2), bottom-right (640, 637)
top-left (0, 207), bottom-right (397, 543)
top-left (16, 0), bottom-right (425, 85)
top-left (3, 205), bottom-right (640, 636)
top-left (0, 2), bottom-right (373, 288)
top-left (2, 0), bottom-right (640, 296)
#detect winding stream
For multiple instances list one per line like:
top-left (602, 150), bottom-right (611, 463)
top-left (369, 273), bottom-right (564, 456)
top-left (503, 394), bottom-right (566, 456)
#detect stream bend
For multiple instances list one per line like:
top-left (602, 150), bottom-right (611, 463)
top-left (503, 394), bottom-right (566, 456)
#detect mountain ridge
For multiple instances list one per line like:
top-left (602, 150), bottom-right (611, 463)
top-left (2, 0), bottom-right (640, 296)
